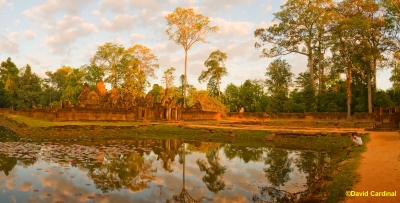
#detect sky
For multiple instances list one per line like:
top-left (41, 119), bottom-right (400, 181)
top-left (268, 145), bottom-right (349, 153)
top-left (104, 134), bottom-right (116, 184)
top-left (0, 0), bottom-right (394, 92)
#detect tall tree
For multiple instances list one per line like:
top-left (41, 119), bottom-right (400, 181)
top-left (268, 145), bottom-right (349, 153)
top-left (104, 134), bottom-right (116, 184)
top-left (91, 43), bottom-right (127, 87)
top-left (126, 44), bottom-right (159, 96)
top-left (165, 7), bottom-right (219, 107)
top-left (198, 50), bottom-right (228, 97)
top-left (61, 68), bottom-right (85, 104)
top-left (223, 83), bottom-right (240, 112)
top-left (82, 64), bottom-right (105, 89)
top-left (15, 65), bottom-right (43, 108)
top-left (255, 0), bottom-right (335, 97)
top-left (331, 0), bottom-right (382, 117)
top-left (265, 59), bottom-right (293, 113)
top-left (149, 84), bottom-right (164, 103)
top-left (0, 58), bottom-right (19, 108)
top-left (162, 67), bottom-right (176, 91)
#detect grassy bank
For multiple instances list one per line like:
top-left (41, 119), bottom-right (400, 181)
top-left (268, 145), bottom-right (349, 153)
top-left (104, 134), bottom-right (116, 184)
top-left (0, 114), bottom-right (369, 202)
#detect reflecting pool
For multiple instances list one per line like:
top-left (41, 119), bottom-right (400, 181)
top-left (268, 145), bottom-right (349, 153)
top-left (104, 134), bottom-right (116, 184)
top-left (0, 127), bottom-right (330, 203)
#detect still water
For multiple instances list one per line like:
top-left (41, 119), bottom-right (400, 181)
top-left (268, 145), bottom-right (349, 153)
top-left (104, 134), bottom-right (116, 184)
top-left (0, 127), bottom-right (330, 203)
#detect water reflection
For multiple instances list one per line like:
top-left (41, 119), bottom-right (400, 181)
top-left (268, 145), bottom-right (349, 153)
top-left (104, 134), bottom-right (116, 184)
top-left (0, 127), bottom-right (330, 203)
top-left (263, 149), bottom-right (293, 187)
top-left (0, 153), bottom-right (17, 176)
top-left (196, 146), bottom-right (226, 194)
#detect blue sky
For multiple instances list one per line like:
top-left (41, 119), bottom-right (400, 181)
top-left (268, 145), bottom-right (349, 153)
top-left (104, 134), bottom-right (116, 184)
top-left (0, 0), bottom-right (393, 91)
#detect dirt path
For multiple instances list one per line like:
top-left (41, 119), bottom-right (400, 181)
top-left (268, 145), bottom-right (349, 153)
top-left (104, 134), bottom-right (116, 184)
top-left (345, 131), bottom-right (400, 203)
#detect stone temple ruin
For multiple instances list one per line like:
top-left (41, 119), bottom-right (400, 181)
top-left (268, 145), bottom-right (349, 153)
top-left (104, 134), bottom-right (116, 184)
top-left (16, 79), bottom-right (221, 121)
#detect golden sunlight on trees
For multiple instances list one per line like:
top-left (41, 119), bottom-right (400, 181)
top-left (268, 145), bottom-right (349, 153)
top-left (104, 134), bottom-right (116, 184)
top-left (165, 7), bottom-right (219, 107)
top-left (162, 67), bottom-right (176, 91)
top-left (125, 44), bottom-right (159, 96)
top-left (198, 50), bottom-right (228, 97)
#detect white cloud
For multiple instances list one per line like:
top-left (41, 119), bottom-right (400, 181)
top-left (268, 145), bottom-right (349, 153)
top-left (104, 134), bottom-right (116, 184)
top-left (23, 0), bottom-right (92, 24)
top-left (130, 33), bottom-right (146, 43)
top-left (43, 15), bottom-right (98, 54)
top-left (261, 5), bottom-right (272, 13)
top-left (256, 21), bottom-right (276, 29)
top-left (14, 19), bottom-right (20, 26)
top-left (0, 32), bottom-right (19, 54)
top-left (211, 18), bottom-right (255, 39)
top-left (112, 37), bottom-right (126, 45)
top-left (130, 0), bottom-right (159, 10)
top-left (99, 14), bottom-right (137, 32)
top-left (0, 0), bottom-right (11, 8)
top-left (98, 0), bottom-right (127, 14)
top-left (202, 0), bottom-right (256, 14)
top-left (25, 54), bottom-right (41, 65)
top-left (0, 0), bottom-right (6, 8)
top-left (91, 10), bottom-right (101, 16)
top-left (23, 30), bottom-right (36, 40)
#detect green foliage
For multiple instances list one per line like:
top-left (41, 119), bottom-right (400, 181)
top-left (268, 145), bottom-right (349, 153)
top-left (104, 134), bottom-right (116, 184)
top-left (91, 43), bottom-right (127, 87)
top-left (61, 68), bottom-right (85, 104)
top-left (125, 44), bottom-right (159, 96)
top-left (373, 90), bottom-right (394, 107)
top-left (222, 80), bottom-right (267, 112)
top-left (222, 83), bottom-right (240, 112)
top-left (240, 80), bottom-right (268, 112)
top-left (265, 59), bottom-right (293, 113)
top-left (0, 57), bottom-right (19, 107)
top-left (198, 50), bottom-right (228, 97)
top-left (50, 101), bottom-right (60, 107)
top-left (83, 64), bottom-right (105, 89)
top-left (162, 67), bottom-right (175, 90)
top-left (206, 77), bottom-right (219, 97)
top-left (14, 65), bottom-right (43, 108)
top-left (149, 84), bottom-right (164, 103)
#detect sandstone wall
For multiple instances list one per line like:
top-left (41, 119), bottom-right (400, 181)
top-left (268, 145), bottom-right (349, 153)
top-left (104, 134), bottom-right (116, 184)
top-left (55, 108), bottom-right (137, 121)
top-left (0, 108), bottom-right (11, 114)
top-left (227, 112), bottom-right (374, 120)
top-left (13, 108), bottom-right (220, 121)
top-left (181, 110), bottom-right (221, 120)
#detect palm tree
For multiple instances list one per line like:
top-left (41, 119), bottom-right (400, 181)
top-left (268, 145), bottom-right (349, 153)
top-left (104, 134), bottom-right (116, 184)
top-left (198, 50), bottom-right (228, 97)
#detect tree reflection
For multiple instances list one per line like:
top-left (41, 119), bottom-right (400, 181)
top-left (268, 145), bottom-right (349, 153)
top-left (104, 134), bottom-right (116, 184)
top-left (153, 139), bottom-right (182, 173)
top-left (293, 151), bottom-right (329, 200)
top-left (223, 144), bottom-right (264, 163)
top-left (263, 149), bottom-right (293, 187)
top-left (168, 142), bottom-right (203, 203)
top-left (88, 152), bottom-right (156, 193)
top-left (196, 145), bottom-right (226, 193)
top-left (253, 150), bottom-right (329, 203)
top-left (0, 154), bottom-right (17, 176)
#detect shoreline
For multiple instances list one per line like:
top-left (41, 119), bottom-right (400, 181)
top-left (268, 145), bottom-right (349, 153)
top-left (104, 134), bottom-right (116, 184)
top-left (0, 114), bottom-right (371, 202)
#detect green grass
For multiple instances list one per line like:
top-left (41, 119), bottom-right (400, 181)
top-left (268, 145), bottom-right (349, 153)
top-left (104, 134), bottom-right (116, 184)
top-left (324, 134), bottom-right (370, 203)
top-left (5, 114), bottom-right (145, 128)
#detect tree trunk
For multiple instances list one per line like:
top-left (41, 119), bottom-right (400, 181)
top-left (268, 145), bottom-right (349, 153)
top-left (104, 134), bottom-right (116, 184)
top-left (368, 68), bottom-right (372, 113)
top-left (373, 58), bottom-right (377, 92)
top-left (309, 49), bottom-right (315, 96)
top-left (347, 64), bottom-right (352, 120)
top-left (217, 77), bottom-right (220, 97)
top-left (318, 51), bottom-right (323, 94)
top-left (184, 49), bottom-right (188, 108)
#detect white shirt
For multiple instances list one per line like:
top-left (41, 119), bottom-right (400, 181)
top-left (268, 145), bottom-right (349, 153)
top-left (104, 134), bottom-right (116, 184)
top-left (353, 136), bottom-right (362, 146)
